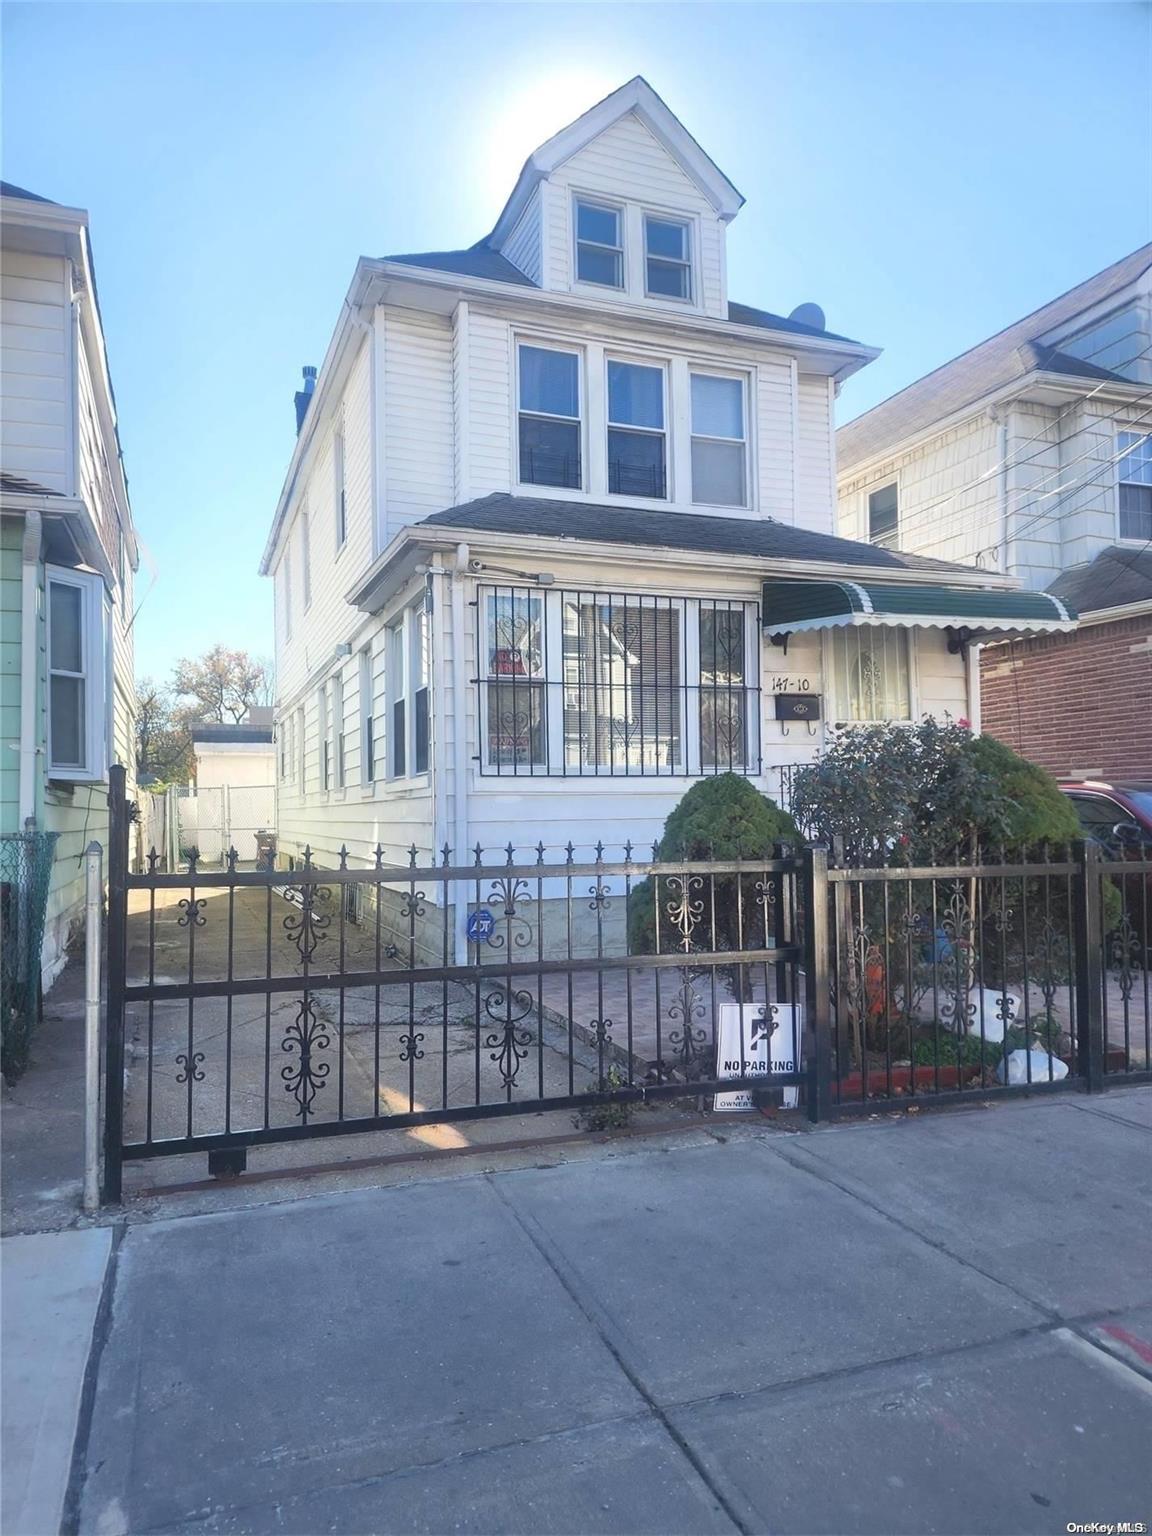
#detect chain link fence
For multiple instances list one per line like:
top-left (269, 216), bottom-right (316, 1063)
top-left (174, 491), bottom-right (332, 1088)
top-left (1, 830), bottom-right (59, 1079)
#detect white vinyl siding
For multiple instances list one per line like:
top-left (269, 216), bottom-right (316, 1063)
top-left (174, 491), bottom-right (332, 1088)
top-left (0, 250), bottom-right (70, 493)
top-left (543, 112), bottom-right (727, 317)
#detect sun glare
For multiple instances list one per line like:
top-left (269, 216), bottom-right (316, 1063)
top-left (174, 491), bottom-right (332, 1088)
top-left (480, 69), bottom-right (622, 211)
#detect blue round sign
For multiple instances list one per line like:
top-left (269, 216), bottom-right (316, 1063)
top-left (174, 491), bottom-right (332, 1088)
top-left (466, 908), bottom-right (495, 944)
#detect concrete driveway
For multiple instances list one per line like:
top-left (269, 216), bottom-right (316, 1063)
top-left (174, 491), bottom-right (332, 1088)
top-left (61, 1090), bottom-right (1152, 1535)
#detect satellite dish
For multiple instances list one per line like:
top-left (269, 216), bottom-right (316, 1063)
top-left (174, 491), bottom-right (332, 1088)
top-left (789, 302), bottom-right (826, 332)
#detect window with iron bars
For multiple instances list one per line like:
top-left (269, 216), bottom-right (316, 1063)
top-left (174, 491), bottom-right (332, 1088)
top-left (476, 585), bottom-right (760, 777)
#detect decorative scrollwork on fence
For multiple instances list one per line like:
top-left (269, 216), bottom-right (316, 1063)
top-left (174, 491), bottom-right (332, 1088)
top-left (667, 970), bottom-right (709, 1075)
top-left (486, 875), bottom-right (534, 951)
top-left (399, 1031), bottom-right (425, 1063)
top-left (283, 884), bottom-right (332, 966)
top-left (483, 987), bottom-right (534, 1089)
top-left (663, 874), bottom-right (705, 952)
top-left (175, 1050), bottom-right (205, 1084)
top-left (588, 881), bottom-right (612, 912)
top-left (401, 890), bottom-right (427, 921)
top-left (1110, 910), bottom-right (1141, 1003)
top-left (177, 897), bottom-right (207, 928)
top-left (280, 996), bottom-right (331, 1116)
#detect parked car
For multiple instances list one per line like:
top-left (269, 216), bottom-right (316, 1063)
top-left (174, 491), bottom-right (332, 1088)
top-left (1058, 780), bottom-right (1152, 854)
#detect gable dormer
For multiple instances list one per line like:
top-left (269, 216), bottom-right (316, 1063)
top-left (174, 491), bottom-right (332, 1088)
top-left (490, 78), bottom-right (742, 320)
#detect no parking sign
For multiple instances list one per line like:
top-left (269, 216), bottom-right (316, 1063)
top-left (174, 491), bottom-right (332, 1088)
top-left (713, 1003), bottom-right (801, 1112)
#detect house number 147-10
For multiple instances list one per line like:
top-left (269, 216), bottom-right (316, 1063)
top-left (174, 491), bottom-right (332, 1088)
top-left (769, 676), bottom-right (814, 693)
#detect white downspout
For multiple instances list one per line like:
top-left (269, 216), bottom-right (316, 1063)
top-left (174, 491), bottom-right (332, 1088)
top-left (429, 554), bottom-right (449, 861)
top-left (19, 512), bottom-right (42, 826)
top-left (965, 641), bottom-right (982, 737)
top-left (452, 541), bottom-right (470, 963)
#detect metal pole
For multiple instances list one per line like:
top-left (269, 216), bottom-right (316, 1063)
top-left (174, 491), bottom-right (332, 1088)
top-left (83, 841), bottom-right (103, 1213)
top-left (803, 843), bottom-right (832, 1123)
top-left (103, 764), bottom-right (128, 1204)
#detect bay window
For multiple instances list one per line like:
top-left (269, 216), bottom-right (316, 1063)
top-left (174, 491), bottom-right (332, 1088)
top-left (607, 360), bottom-right (667, 498)
top-left (518, 345), bottom-right (582, 490)
top-left (47, 565), bottom-right (106, 780)
top-left (691, 373), bottom-right (747, 507)
top-left (479, 586), bottom-right (758, 776)
top-left (832, 629), bottom-right (911, 722)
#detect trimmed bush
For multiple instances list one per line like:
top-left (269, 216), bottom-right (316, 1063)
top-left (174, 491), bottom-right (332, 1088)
top-left (627, 774), bottom-right (797, 962)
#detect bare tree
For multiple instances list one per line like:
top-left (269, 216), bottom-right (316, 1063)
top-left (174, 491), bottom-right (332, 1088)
top-left (135, 678), bottom-right (194, 782)
top-left (171, 646), bottom-right (272, 725)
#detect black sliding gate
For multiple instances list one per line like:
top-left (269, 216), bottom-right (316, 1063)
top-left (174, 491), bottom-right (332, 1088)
top-left (103, 767), bottom-right (1150, 1201)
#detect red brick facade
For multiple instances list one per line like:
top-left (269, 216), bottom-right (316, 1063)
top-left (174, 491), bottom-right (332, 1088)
top-left (980, 613), bottom-right (1152, 779)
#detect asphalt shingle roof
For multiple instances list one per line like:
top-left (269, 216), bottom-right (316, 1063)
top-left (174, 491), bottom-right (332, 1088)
top-left (417, 493), bottom-right (977, 575)
top-left (1, 471), bottom-right (62, 498)
top-left (0, 180), bottom-right (56, 203)
top-left (838, 244), bottom-right (1152, 473)
top-left (1048, 544), bottom-right (1152, 615)
top-left (384, 243), bottom-right (859, 343)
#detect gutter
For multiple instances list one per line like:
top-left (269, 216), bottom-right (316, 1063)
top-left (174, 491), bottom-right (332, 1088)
top-left (348, 521), bottom-right (1022, 614)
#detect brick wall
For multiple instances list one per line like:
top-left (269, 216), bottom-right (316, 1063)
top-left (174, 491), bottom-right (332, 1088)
top-left (980, 614), bottom-right (1152, 778)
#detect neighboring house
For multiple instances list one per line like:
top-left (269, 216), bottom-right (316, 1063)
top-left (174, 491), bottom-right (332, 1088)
top-left (260, 78), bottom-right (1070, 956)
top-left (191, 709), bottom-right (276, 789)
top-left (837, 246), bottom-right (1152, 778)
top-left (180, 710), bottom-right (276, 865)
top-left (1, 181), bottom-right (137, 986)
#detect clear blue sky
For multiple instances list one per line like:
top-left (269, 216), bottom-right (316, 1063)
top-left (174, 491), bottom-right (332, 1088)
top-left (4, 2), bottom-right (1149, 680)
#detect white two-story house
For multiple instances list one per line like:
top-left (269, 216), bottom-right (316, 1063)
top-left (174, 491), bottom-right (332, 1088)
top-left (837, 246), bottom-right (1152, 780)
top-left (1, 181), bottom-right (138, 990)
top-left (261, 78), bottom-right (1070, 955)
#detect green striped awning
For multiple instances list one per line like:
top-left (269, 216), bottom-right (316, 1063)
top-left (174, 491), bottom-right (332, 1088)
top-left (761, 580), bottom-right (1076, 636)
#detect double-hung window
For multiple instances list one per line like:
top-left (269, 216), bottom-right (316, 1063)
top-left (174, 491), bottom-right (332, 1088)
top-left (645, 216), bottom-right (691, 301)
top-left (480, 586), bottom-right (759, 776)
top-left (868, 483), bottom-right (899, 548)
top-left (296, 706), bottom-right (306, 787)
top-left (317, 684), bottom-right (330, 791)
top-left (301, 509), bottom-right (312, 610)
top-left (574, 200), bottom-right (623, 289)
top-left (47, 566), bottom-right (106, 780)
top-left (607, 360), bottom-right (667, 499)
top-left (358, 649), bottom-right (376, 784)
top-left (333, 426), bottom-right (347, 549)
top-left (411, 604), bottom-right (430, 775)
top-left (283, 547), bottom-right (293, 639)
top-left (832, 630), bottom-right (911, 722)
top-left (1118, 431), bottom-right (1152, 541)
top-left (518, 345), bottom-right (581, 490)
top-left (482, 590), bottom-right (546, 770)
top-left (691, 373), bottom-right (748, 507)
top-left (386, 619), bottom-right (406, 778)
top-left (331, 672), bottom-right (345, 789)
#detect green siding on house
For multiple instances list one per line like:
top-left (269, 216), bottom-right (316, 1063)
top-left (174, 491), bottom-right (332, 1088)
top-left (0, 516), bottom-right (23, 836)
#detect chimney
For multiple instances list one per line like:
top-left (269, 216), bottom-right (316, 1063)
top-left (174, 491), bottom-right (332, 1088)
top-left (294, 365), bottom-right (317, 434)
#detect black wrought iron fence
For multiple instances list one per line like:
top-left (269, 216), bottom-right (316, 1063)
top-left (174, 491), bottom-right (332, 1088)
top-left (822, 841), bottom-right (1150, 1109)
top-left (100, 764), bottom-right (1150, 1201)
top-left (103, 767), bottom-right (806, 1199)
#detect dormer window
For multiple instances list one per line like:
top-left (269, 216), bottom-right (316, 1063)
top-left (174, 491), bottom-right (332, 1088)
top-left (575, 200), bottom-right (623, 289)
top-left (645, 216), bottom-right (692, 301)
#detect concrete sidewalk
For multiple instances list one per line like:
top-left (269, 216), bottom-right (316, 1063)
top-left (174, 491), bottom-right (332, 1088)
top-left (57, 1090), bottom-right (1152, 1535)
